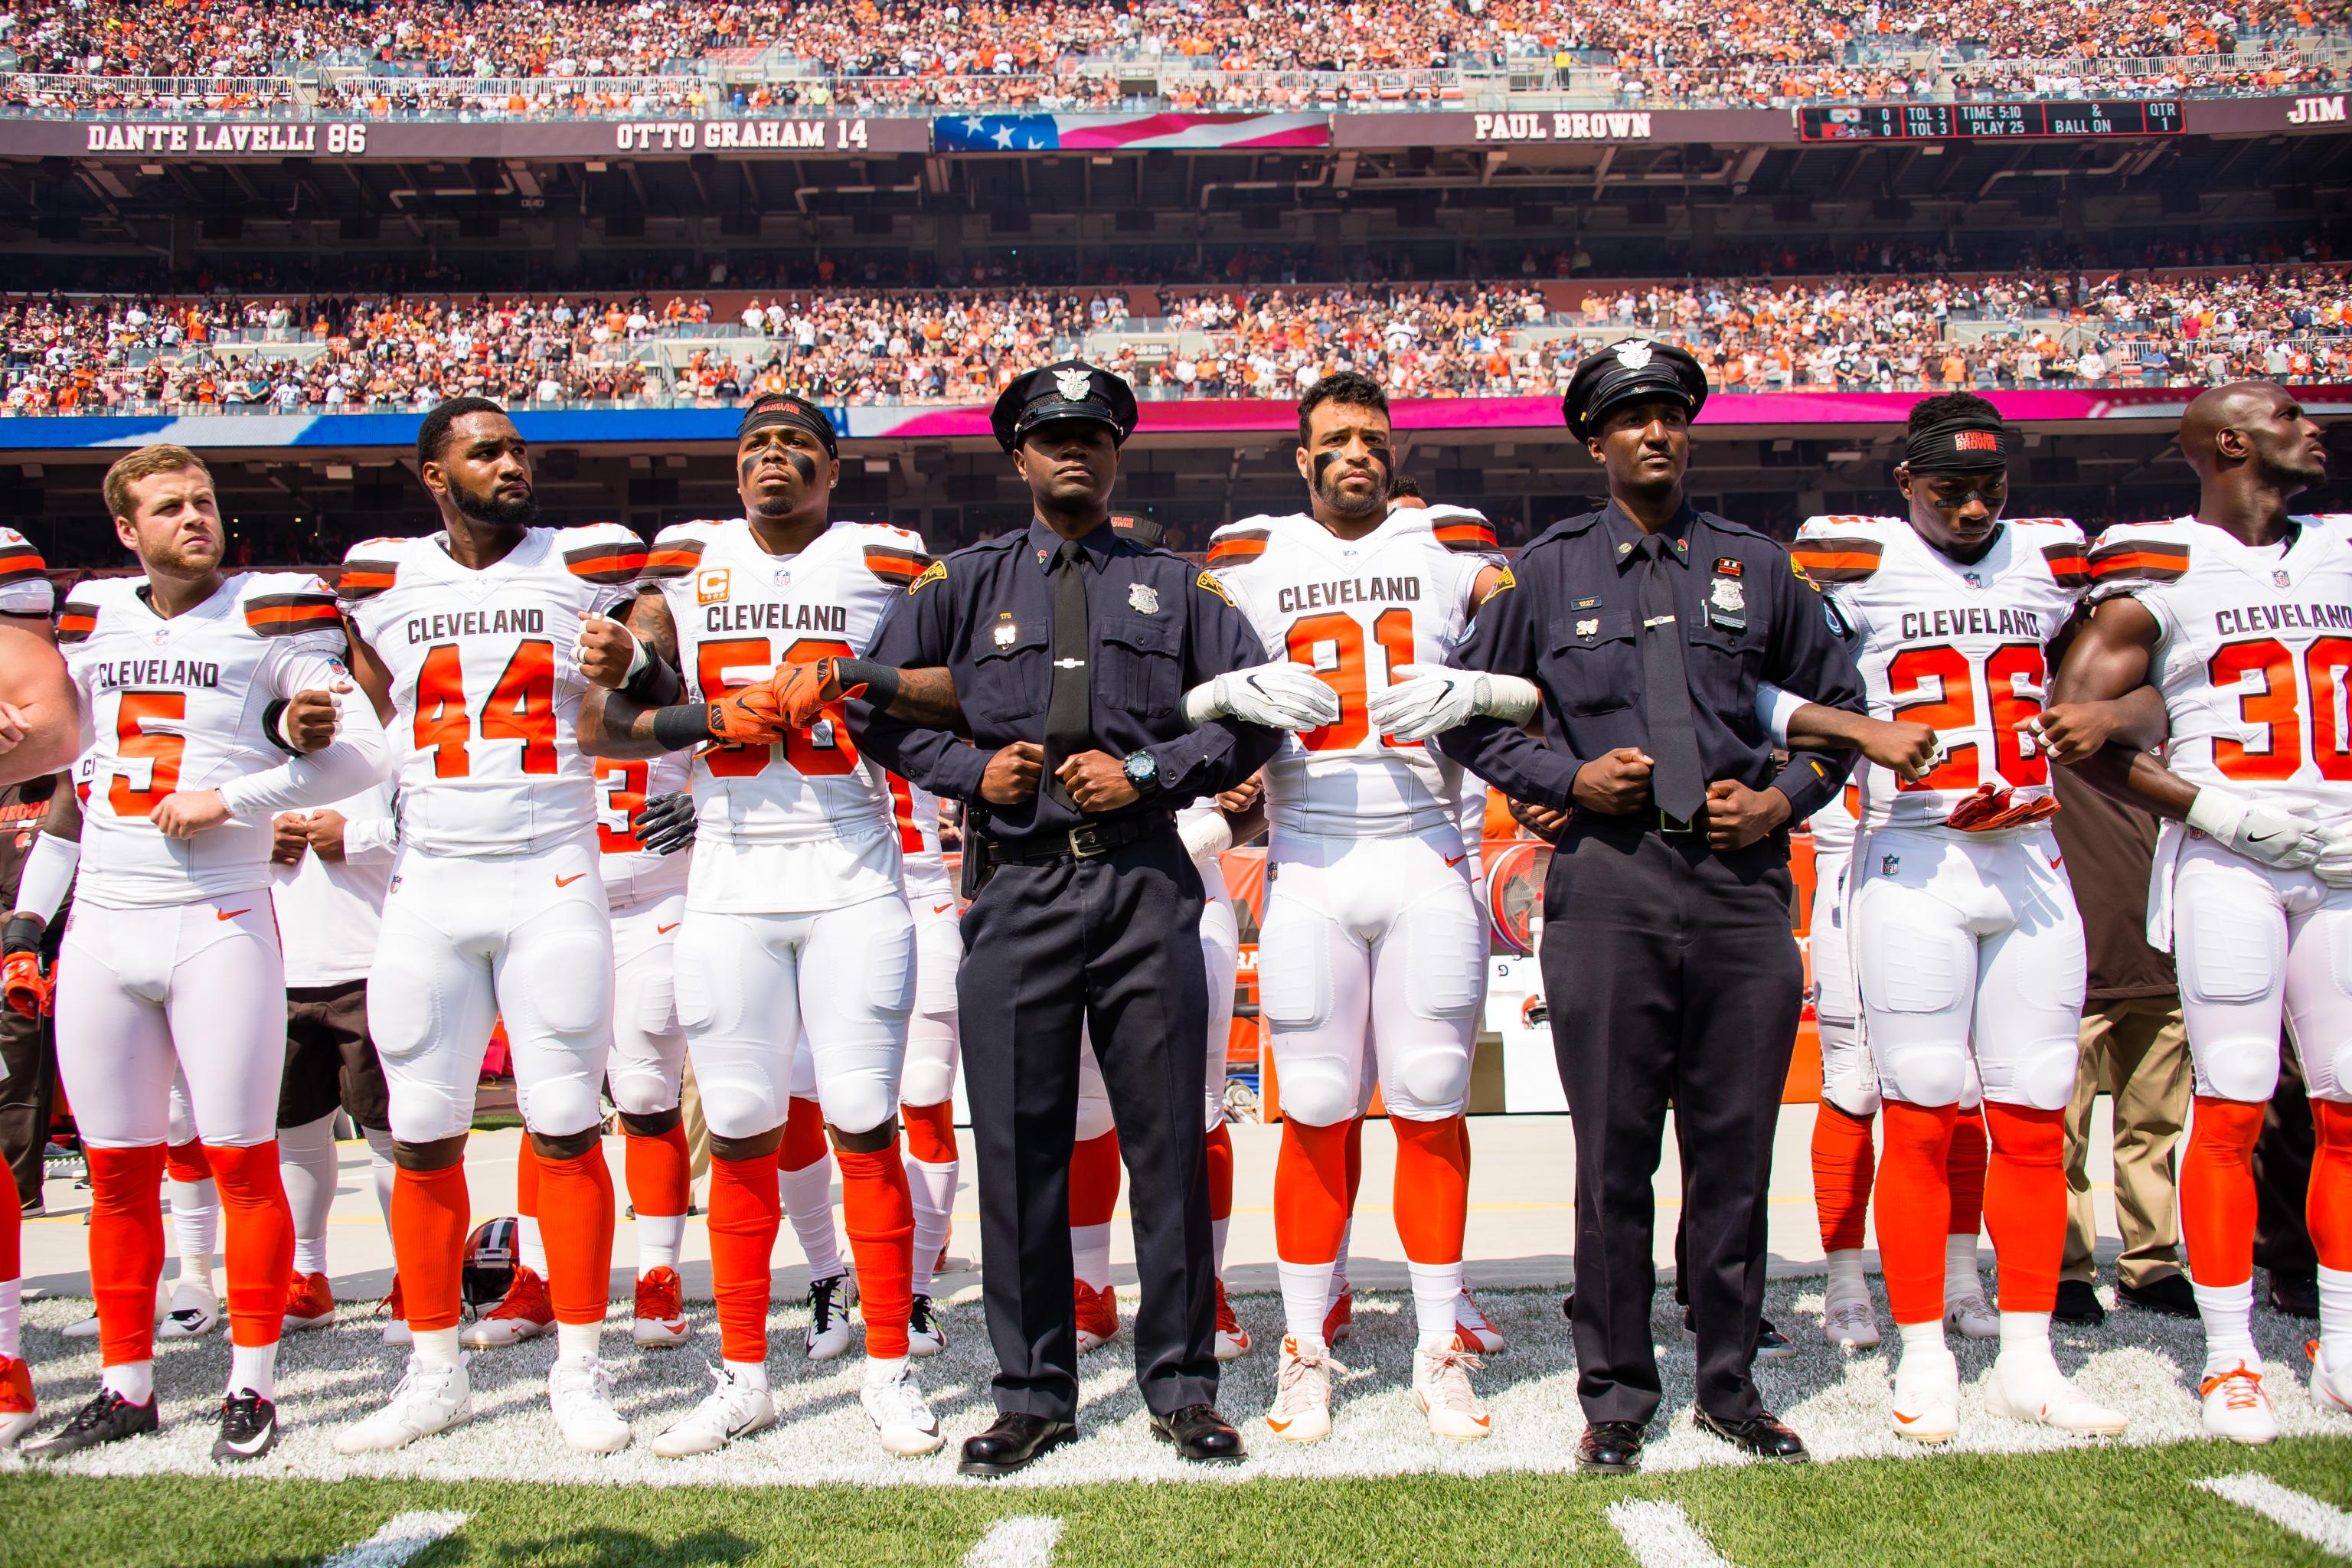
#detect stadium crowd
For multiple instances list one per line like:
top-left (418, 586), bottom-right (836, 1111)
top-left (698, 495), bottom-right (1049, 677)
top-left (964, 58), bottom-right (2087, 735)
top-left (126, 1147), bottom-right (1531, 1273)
top-left (3, 263), bottom-right (2347, 416)
top-left (0, 0), bottom-right (2341, 116)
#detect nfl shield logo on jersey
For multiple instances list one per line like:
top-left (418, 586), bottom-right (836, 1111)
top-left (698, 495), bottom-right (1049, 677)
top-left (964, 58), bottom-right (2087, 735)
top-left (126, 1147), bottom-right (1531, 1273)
top-left (2275, 569), bottom-right (2292, 587)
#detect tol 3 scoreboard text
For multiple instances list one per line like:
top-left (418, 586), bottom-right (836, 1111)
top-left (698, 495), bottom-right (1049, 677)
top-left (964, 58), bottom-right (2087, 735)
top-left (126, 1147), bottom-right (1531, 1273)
top-left (1798, 100), bottom-right (2184, 140)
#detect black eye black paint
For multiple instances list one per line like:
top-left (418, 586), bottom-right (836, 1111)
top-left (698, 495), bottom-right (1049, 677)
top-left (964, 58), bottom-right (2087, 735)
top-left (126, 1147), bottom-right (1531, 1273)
top-left (739, 452), bottom-right (760, 487)
top-left (787, 452), bottom-right (818, 487)
top-left (1314, 448), bottom-right (1391, 492)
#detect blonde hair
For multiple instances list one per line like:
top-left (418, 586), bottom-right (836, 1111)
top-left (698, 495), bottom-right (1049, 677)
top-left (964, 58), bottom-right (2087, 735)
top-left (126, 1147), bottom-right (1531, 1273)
top-left (103, 444), bottom-right (213, 524)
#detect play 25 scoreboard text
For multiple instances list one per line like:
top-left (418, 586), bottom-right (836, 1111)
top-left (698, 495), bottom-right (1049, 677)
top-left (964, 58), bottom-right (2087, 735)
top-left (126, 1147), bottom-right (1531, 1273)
top-left (1798, 100), bottom-right (2184, 140)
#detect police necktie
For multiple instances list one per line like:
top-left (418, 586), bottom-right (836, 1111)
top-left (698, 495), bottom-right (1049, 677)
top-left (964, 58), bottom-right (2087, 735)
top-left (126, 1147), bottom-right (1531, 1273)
top-left (1637, 534), bottom-right (1707, 823)
top-left (1043, 536), bottom-right (1092, 812)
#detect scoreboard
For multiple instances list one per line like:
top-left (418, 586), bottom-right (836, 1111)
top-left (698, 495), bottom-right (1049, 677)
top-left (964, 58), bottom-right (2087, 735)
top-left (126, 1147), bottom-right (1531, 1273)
top-left (1796, 100), bottom-right (2184, 141)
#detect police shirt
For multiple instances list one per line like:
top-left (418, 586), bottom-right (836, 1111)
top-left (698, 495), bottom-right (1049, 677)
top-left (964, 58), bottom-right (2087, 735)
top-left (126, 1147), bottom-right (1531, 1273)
top-left (1437, 499), bottom-right (1864, 822)
top-left (854, 518), bottom-right (1282, 844)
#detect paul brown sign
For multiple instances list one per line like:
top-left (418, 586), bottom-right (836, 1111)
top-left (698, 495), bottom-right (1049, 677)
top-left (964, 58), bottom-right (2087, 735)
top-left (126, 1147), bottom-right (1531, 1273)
top-left (1329, 107), bottom-right (1796, 147)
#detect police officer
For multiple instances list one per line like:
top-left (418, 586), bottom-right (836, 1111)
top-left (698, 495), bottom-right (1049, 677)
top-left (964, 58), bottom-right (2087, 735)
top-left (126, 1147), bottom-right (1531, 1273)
top-left (1434, 341), bottom-right (1865, 1474)
top-left (853, 362), bottom-right (1315, 1477)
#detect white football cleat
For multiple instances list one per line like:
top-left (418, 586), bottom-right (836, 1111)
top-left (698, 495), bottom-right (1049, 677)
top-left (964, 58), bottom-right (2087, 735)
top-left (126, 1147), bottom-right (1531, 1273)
top-left (805, 1274), bottom-right (858, 1361)
top-left (60, 1314), bottom-right (99, 1341)
top-left (1265, 1335), bottom-right (1341, 1445)
top-left (861, 1360), bottom-right (944, 1456)
top-left (334, 1354), bottom-right (472, 1454)
top-left (157, 1281), bottom-right (221, 1340)
top-left (1890, 1344), bottom-right (1960, 1443)
top-left (651, 1363), bottom-right (776, 1458)
top-left (1945, 1287), bottom-right (1999, 1340)
top-left (1452, 1289), bottom-right (1504, 1354)
top-left (460, 1266), bottom-right (554, 1349)
top-left (548, 1354), bottom-right (632, 1454)
top-left (906, 1294), bottom-right (946, 1357)
top-left (1214, 1280), bottom-right (1251, 1361)
top-left (2311, 1341), bottom-right (2352, 1416)
top-left (2200, 1362), bottom-right (2278, 1445)
top-left (1824, 1295), bottom-right (1881, 1350)
top-left (632, 1267), bottom-right (689, 1349)
top-left (1413, 1344), bottom-right (1492, 1442)
top-left (1984, 1354), bottom-right (2128, 1436)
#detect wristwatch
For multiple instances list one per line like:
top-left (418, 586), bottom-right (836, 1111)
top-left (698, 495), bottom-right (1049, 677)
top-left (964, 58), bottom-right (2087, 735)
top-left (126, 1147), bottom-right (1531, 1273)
top-left (1122, 750), bottom-right (1159, 795)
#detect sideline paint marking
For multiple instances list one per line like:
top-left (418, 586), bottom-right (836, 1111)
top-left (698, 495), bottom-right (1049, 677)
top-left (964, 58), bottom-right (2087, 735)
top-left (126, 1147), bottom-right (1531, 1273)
top-left (2194, 1474), bottom-right (2352, 1557)
top-left (963, 1514), bottom-right (1067, 1568)
top-left (1606, 1500), bottom-right (1739, 1568)
top-left (318, 1510), bottom-right (470, 1568)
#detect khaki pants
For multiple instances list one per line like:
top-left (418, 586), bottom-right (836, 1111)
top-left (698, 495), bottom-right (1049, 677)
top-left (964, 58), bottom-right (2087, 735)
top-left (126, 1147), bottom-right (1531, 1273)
top-left (678, 1053), bottom-right (711, 1197)
top-left (2063, 995), bottom-right (2190, 1288)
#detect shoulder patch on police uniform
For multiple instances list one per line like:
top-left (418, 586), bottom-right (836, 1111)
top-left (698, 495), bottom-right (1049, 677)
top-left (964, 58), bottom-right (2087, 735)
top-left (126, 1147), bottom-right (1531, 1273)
top-left (1196, 570), bottom-right (1235, 606)
top-left (2087, 535), bottom-right (2190, 584)
top-left (1788, 535), bottom-right (1884, 584)
top-left (908, 558), bottom-right (947, 595)
top-left (1475, 565), bottom-right (1516, 607)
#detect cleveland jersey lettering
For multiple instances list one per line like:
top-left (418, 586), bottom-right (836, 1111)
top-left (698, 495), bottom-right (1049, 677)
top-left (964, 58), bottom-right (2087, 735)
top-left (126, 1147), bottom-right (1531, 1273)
top-left (341, 524), bottom-right (643, 855)
top-left (64, 572), bottom-right (351, 906)
top-left (1792, 514), bottom-right (2085, 831)
top-left (1208, 507), bottom-right (1498, 837)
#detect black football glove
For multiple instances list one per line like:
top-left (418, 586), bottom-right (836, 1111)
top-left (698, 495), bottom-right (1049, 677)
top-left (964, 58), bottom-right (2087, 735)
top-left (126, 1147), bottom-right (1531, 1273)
top-left (633, 790), bottom-right (698, 856)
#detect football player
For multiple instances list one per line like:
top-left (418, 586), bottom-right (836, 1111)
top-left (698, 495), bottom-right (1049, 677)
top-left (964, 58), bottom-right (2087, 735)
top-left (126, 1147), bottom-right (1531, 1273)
top-left (24, 445), bottom-right (387, 1462)
top-left (267, 782), bottom-right (400, 1338)
top-left (0, 525), bottom-right (76, 788)
top-left (332, 400), bottom-right (646, 1457)
top-left (1207, 372), bottom-right (1511, 1445)
top-left (578, 392), bottom-right (941, 1459)
top-left (2050, 381), bottom-right (2352, 1442)
top-left (1782, 393), bottom-right (2124, 1443)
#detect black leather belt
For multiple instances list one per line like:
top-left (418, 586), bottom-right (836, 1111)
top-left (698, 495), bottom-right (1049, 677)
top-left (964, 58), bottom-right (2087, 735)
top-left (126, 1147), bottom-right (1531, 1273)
top-left (987, 812), bottom-right (1175, 864)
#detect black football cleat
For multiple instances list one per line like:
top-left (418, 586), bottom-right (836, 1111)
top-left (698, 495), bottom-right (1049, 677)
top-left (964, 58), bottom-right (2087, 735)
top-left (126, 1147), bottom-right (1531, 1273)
top-left (23, 1388), bottom-right (159, 1458)
top-left (212, 1390), bottom-right (279, 1462)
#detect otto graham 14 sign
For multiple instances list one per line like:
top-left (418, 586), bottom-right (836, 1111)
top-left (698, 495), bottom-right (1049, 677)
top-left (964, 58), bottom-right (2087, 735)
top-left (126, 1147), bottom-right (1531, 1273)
top-left (1798, 100), bottom-right (2184, 140)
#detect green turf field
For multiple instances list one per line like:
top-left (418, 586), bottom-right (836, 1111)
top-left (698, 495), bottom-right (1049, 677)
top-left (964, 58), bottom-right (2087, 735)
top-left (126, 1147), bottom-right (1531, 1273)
top-left (6, 1438), bottom-right (2349, 1567)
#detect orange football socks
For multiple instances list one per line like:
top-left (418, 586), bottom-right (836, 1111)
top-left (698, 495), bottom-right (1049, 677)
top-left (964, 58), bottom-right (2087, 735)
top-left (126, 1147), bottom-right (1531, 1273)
top-left (2181, 1096), bottom-right (2265, 1289)
top-left (625, 1122), bottom-right (692, 1273)
top-left (709, 1152), bottom-right (783, 1366)
top-left (201, 1142), bottom-right (293, 1350)
top-left (87, 1144), bottom-right (167, 1370)
top-left (1980, 1103), bottom-right (2064, 1315)
top-left (391, 1161), bottom-right (471, 1334)
top-left (2310, 1100), bottom-right (2352, 1272)
top-left (534, 1148), bottom-right (616, 1330)
top-left (838, 1144), bottom-right (914, 1361)
top-left (1874, 1100), bottom-right (1958, 1324)
top-left (1811, 1103), bottom-right (1876, 1253)
top-left (1205, 1122), bottom-right (1235, 1276)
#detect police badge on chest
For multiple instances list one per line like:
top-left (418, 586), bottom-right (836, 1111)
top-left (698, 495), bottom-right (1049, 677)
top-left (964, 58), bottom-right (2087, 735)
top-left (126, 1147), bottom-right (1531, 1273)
top-left (1707, 569), bottom-right (1747, 631)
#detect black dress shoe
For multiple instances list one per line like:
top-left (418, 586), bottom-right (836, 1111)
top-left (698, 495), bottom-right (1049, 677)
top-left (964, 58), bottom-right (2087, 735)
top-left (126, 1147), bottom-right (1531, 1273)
top-left (2052, 1278), bottom-right (2106, 1326)
top-left (956, 1413), bottom-right (1077, 1478)
top-left (1576, 1420), bottom-right (1645, 1474)
top-left (1695, 1408), bottom-right (1810, 1462)
top-left (2269, 1268), bottom-right (2320, 1320)
top-left (2118, 1273), bottom-right (2197, 1318)
top-left (1150, 1403), bottom-right (1245, 1462)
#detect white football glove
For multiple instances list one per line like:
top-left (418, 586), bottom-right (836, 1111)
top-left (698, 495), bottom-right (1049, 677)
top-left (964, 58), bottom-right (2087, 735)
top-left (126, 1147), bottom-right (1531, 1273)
top-left (2187, 786), bottom-right (2325, 871)
top-left (1367, 665), bottom-right (1543, 743)
top-left (1182, 662), bottom-right (1341, 733)
top-left (2315, 821), bottom-right (2352, 888)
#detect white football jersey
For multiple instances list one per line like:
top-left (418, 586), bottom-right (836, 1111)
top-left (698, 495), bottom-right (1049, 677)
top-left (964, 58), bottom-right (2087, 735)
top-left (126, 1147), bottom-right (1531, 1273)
top-left (340, 524), bottom-right (643, 857)
top-left (639, 516), bottom-right (928, 913)
top-left (1207, 506), bottom-right (1500, 838)
top-left (1806, 782), bottom-right (1861, 861)
top-left (1792, 514), bottom-right (2086, 832)
top-left (2089, 513), bottom-right (2352, 823)
top-left (886, 769), bottom-right (947, 894)
top-left (62, 571), bottom-right (352, 906)
top-left (270, 781), bottom-right (397, 988)
top-left (594, 751), bottom-right (692, 906)
top-left (0, 527), bottom-right (53, 617)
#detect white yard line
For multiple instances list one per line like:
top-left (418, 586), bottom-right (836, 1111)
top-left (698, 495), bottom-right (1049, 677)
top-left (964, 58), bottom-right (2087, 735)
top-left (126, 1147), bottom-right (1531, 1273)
top-left (2194, 1474), bottom-right (2352, 1558)
top-left (315, 1510), bottom-right (470, 1568)
top-left (962, 1515), bottom-right (1066, 1568)
top-left (1606, 1501), bottom-right (1737, 1568)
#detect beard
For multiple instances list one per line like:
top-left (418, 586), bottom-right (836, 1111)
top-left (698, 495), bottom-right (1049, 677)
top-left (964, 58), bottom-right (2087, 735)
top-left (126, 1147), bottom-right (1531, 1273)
top-left (453, 481), bottom-right (538, 528)
top-left (1314, 457), bottom-right (1389, 521)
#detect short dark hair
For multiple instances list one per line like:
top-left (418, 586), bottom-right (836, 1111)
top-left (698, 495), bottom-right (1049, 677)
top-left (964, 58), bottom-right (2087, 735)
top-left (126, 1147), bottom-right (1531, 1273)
top-left (1297, 371), bottom-right (1390, 446)
top-left (417, 396), bottom-right (511, 468)
top-left (1906, 390), bottom-right (2002, 435)
top-left (1388, 474), bottom-right (1424, 501)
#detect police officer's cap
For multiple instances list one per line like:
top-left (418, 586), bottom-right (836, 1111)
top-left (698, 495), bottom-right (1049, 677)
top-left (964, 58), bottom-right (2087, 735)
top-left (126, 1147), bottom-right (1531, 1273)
top-left (991, 361), bottom-right (1139, 453)
top-left (1562, 339), bottom-right (1708, 442)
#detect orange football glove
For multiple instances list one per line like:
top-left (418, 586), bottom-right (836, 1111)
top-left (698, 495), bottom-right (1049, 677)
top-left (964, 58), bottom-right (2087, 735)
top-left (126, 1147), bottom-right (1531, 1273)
top-left (1945, 783), bottom-right (2060, 832)
top-left (2, 950), bottom-right (46, 1021)
top-left (777, 658), bottom-right (853, 729)
top-left (708, 677), bottom-right (792, 745)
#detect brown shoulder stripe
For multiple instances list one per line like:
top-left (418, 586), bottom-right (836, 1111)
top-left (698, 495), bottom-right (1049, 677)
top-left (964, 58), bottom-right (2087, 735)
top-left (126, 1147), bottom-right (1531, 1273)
top-left (1434, 519), bottom-right (1500, 554)
top-left (565, 540), bottom-right (650, 585)
top-left (642, 539), bottom-right (707, 579)
top-left (2040, 541), bottom-right (2090, 590)
top-left (864, 545), bottom-right (930, 583)
top-left (56, 602), bottom-right (96, 643)
top-left (1789, 536), bottom-right (1885, 584)
top-left (0, 547), bottom-right (46, 587)
top-left (245, 593), bottom-right (344, 637)
top-left (1207, 528), bottom-right (1269, 567)
top-left (2087, 538), bottom-right (2190, 583)
top-left (336, 560), bottom-right (399, 599)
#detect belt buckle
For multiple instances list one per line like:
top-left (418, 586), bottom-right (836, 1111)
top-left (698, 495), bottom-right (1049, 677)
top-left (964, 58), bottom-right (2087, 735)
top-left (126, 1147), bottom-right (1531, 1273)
top-left (1067, 822), bottom-right (1111, 859)
top-left (1658, 808), bottom-right (1701, 836)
